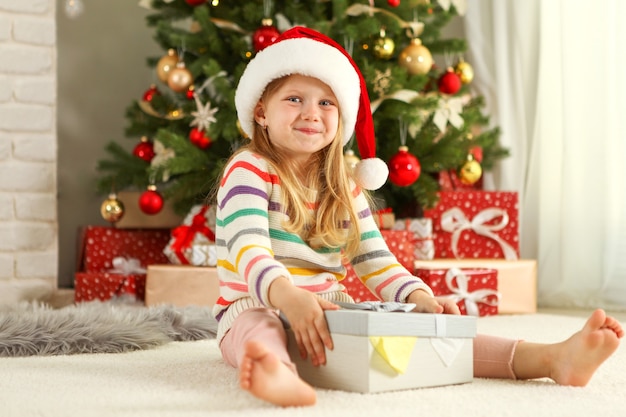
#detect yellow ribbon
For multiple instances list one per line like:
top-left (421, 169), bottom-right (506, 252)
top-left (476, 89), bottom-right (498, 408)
top-left (369, 336), bottom-right (417, 374)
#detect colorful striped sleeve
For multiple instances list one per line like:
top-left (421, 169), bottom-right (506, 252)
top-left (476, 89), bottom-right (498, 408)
top-left (215, 151), bottom-right (292, 308)
top-left (348, 187), bottom-right (433, 302)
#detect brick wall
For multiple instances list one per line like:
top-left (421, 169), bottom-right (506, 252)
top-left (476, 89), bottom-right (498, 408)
top-left (0, 0), bottom-right (58, 287)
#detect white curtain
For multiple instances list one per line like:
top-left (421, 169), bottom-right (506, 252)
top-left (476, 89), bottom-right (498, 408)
top-left (463, 0), bottom-right (626, 309)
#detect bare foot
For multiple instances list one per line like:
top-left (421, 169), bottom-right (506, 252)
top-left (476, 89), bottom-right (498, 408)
top-left (550, 309), bottom-right (623, 386)
top-left (239, 339), bottom-right (317, 407)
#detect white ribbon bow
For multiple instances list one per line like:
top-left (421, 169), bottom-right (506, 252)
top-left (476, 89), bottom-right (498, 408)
top-left (441, 207), bottom-right (518, 260)
top-left (444, 268), bottom-right (500, 316)
top-left (109, 257), bottom-right (146, 275)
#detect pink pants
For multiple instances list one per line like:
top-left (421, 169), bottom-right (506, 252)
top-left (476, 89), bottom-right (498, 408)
top-left (219, 307), bottom-right (518, 380)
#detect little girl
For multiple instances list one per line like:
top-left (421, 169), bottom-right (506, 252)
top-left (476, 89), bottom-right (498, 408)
top-left (212, 26), bottom-right (623, 407)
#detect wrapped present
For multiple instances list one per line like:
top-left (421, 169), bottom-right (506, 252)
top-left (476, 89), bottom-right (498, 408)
top-left (423, 191), bottom-right (519, 260)
top-left (415, 267), bottom-right (499, 316)
top-left (75, 257), bottom-right (148, 302)
top-left (75, 272), bottom-right (146, 303)
top-left (76, 226), bottom-right (171, 273)
top-left (115, 191), bottom-right (184, 229)
top-left (414, 259), bottom-right (537, 314)
top-left (342, 229), bottom-right (423, 302)
top-left (392, 218), bottom-right (435, 260)
top-left (380, 230), bottom-right (417, 271)
top-left (287, 308), bottom-right (476, 393)
top-left (145, 264), bottom-right (220, 307)
top-left (372, 208), bottom-right (395, 229)
top-left (438, 169), bottom-right (483, 191)
top-left (341, 263), bottom-right (380, 303)
top-left (163, 205), bottom-right (217, 266)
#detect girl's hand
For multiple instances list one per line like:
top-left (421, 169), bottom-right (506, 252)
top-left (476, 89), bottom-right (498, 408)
top-left (406, 289), bottom-right (461, 315)
top-left (268, 277), bottom-right (339, 366)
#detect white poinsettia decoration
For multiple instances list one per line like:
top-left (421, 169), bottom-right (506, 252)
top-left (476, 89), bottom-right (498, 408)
top-left (437, 0), bottom-right (467, 16)
top-left (190, 94), bottom-right (218, 132)
top-left (433, 96), bottom-right (464, 132)
top-left (150, 140), bottom-right (176, 182)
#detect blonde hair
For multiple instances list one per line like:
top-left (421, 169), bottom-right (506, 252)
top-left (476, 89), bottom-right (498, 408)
top-left (231, 75), bottom-right (365, 259)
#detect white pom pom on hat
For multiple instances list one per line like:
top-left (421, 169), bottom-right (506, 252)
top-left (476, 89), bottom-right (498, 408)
top-left (234, 26), bottom-right (388, 190)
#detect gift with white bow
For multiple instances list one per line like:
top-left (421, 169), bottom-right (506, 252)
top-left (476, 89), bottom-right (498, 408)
top-left (392, 217), bottom-right (435, 260)
top-left (415, 266), bottom-right (500, 316)
top-left (163, 205), bottom-right (217, 266)
top-left (74, 226), bottom-right (171, 303)
top-left (423, 191), bottom-right (520, 260)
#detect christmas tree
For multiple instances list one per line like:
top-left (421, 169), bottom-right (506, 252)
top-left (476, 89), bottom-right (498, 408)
top-left (96, 0), bottom-right (508, 220)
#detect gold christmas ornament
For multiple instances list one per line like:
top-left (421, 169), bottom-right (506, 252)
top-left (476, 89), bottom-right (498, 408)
top-left (156, 49), bottom-right (179, 83)
top-left (372, 28), bottom-right (395, 60)
top-left (455, 58), bottom-right (474, 84)
top-left (398, 38), bottom-right (433, 75)
top-left (458, 155), bottom-right (482, 185)
top-left (167, 61), bottom-right (194, 93)
top-left (100, 193), bottom-right (125, 223)
top-left (344, 149), bottom-right (360, 172)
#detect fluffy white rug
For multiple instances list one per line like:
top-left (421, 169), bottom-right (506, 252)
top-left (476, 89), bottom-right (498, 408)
top-left (0, 312), bottom-right (624, 417)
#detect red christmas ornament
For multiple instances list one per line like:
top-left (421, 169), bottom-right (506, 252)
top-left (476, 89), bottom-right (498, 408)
top-left (138, 185), bottom-right (164, 215)
top-left (189, 127), bottom-right (212, 149)
top-left (253, 19), bottom-right (280, 52)
top-left (388, 146), bottom-right (421, 187)
top-left (438, 67), bottom-right (462, 95)
top-left (142, 84), bottom-right (159, 102)
top-left (469, 145), bottom-right (483, 163)
top-left (132, 136), bottom-right (155, 162)
top-left (186, 86), bottom-right (195, 100)
top-left (185, 0), bottom-right (206, 6)
top-left (387, 0), bottom-right (401, 7)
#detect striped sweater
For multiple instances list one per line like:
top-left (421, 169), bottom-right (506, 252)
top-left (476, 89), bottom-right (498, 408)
top-left (211, 150), bottom-right (433, 342)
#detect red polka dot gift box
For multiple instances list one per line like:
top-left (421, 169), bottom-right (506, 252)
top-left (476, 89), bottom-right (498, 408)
top-left (74, 226), bottom-right (171, 303)
top-left (341, 229), bottom-right (423, 303)
top-left (423, 191), bottom-right (519, 260)
top-left (415, 267), bottom-right (500, 316)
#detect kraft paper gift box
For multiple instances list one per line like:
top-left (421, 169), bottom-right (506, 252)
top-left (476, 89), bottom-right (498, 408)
top-left (372, 208), bottom-right (396, 229)
top-left (145, 265), bottom-right (220, 307)
top-left (287, 308), bottom-right (476, 393)
top-left (414, 259), bottom-right (537, 314)
top-left (422, 191), bottom-right (520, 260)
top-left (415, 267), bottom-right (500, 316)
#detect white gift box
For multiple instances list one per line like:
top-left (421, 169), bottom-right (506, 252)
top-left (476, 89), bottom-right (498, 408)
top-left (287, 308), bottom-right (476, 393)
top-left (163, 205), bottom-right (217, 266)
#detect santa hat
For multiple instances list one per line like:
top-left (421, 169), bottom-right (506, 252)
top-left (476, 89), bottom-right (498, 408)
top-left (234, 26), bottom-right (388, 190)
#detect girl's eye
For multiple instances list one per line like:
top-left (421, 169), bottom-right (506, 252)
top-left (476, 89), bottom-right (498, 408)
top-left (320, 99), bottom-right (334, 106)
top-left (287, 96), bottom-right (301, 103)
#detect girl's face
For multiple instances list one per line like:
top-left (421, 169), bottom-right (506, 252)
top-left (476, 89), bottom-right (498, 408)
top-left (255, 74), bottom-right (340, 165)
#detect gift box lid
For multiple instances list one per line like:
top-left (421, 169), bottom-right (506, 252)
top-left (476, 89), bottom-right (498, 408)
top-left (317, 308), bottom-right (476, 338)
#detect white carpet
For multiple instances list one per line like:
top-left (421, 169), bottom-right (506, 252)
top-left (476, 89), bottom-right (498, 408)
top-left (0, 312), bottom-right (624, 417)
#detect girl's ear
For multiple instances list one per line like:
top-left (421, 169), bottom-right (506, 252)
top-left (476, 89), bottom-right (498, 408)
top-left (254, 101), bottom-right (266, 127)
